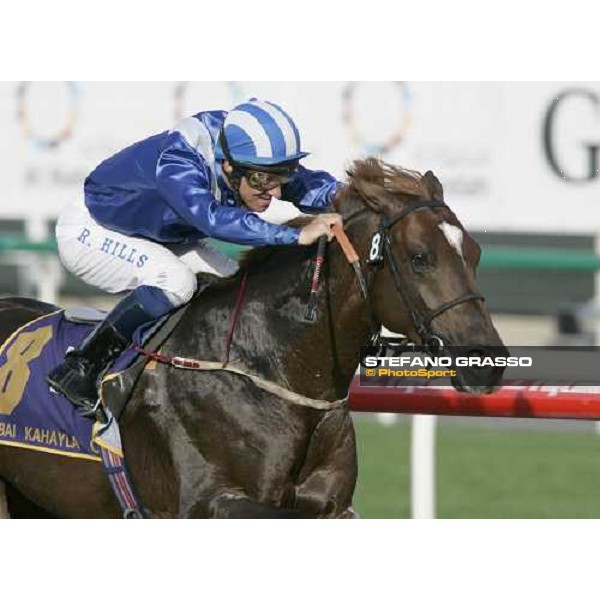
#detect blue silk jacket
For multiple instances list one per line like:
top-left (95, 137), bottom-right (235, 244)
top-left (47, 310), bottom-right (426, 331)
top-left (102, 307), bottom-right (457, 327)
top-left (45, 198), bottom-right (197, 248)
top-left (84, 111), bottom-right (339, 246)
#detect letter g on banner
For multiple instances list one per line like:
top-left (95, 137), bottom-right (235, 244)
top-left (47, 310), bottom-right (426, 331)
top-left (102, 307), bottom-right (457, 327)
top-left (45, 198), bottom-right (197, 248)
top-left (543, 88), bottom-right (600, 183)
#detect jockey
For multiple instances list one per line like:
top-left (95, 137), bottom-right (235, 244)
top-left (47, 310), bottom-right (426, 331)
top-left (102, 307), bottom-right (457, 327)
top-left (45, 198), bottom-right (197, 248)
top-left (47, 98), bottom-right (342, 415)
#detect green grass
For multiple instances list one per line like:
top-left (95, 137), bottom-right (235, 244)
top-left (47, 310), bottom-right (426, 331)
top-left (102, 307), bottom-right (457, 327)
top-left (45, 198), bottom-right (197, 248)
top-left (353, 420), bottom-right (600, 518)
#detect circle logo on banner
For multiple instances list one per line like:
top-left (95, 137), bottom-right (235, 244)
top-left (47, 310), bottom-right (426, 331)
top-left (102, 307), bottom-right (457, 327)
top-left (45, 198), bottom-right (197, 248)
top-left (342, 82), bottom-right (412, 155)
top-left (173, 82), bottom-right (244, 121)
top-left (16, 82), bottom-right (81, 150)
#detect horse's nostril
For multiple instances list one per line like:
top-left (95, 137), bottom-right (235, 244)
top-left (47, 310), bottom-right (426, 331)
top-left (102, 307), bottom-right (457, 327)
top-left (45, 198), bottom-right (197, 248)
top-left (467, 348), bottom-right (486, 363)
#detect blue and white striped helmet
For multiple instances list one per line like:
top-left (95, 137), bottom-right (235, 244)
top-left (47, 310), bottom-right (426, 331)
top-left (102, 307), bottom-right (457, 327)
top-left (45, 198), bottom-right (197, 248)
top-left (215, 98), bottom-right (309, 167)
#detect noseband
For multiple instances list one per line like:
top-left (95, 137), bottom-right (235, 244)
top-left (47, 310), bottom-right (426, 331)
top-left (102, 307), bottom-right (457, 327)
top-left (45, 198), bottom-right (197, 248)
top-left (345, 198), bottom-right (484, 351)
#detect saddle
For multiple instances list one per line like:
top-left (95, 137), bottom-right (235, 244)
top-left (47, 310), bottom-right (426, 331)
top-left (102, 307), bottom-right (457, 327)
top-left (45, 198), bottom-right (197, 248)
top-left (64, 305), bottom-right (189, 420)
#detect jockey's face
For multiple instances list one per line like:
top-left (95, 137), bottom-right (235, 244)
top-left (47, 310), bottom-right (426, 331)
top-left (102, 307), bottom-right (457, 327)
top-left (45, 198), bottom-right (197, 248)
top-left (238, 174), bottom-right (282, 212)
top-left (222, 161), bottom-right (283, 213)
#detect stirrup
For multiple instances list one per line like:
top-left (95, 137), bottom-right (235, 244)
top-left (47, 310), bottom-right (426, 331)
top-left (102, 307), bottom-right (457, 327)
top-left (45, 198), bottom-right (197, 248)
top-left (78, 397), bottom-right (108, 424)
top-left (50, 375), bottom-right (107, 422)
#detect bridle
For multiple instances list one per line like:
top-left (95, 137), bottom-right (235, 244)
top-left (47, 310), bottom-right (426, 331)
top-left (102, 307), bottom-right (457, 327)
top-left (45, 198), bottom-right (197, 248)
top-left (342, 198), bottom-right (485, 353)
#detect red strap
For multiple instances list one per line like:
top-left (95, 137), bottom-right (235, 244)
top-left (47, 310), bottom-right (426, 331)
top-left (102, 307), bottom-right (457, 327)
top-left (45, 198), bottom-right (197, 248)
top-left (130, 344), bottom-right (172, 365)
top-left (131, 272), bottom-right (249, 370)
top-left (222, 271), bottom-right (249, 368)
top-left (333, 223), bottom-right (359, 264)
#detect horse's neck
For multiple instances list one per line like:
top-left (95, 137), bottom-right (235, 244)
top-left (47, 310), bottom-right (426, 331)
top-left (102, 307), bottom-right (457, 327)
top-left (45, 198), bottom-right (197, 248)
top-left (169, 244), bottom-right (372, 402)
top-left (281, 194), bottom-right (376, 398)
top-left (276, 245), bottom-right (371, 400)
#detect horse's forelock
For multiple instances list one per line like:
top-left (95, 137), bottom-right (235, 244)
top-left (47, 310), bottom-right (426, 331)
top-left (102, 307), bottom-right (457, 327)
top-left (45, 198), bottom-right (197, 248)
top-left (346, 158), bottom-right (429, 209)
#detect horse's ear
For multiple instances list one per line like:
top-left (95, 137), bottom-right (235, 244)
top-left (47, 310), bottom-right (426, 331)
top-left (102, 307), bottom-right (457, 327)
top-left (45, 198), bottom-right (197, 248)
top-left (422, 170), bottom-right (444, 202)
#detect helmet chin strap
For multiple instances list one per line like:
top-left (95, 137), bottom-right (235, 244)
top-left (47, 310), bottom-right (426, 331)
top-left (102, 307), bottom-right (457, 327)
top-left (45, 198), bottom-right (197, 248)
top-left (219, 129), bottom-right (246, 204)
top-left (222, 163), bottom-right (244, 204)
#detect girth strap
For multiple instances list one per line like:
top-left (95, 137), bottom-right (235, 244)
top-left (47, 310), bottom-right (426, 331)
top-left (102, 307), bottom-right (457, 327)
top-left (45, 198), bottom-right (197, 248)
top-left (132, 345), bottom-right (348, 411)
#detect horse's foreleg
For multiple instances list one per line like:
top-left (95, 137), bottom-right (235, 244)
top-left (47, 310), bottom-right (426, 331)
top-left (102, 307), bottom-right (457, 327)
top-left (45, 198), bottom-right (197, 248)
top-left (0, 480), bottom-right (10, 519)
top-left (206, 495), bottom-right (311, 519)
top-left (295, 410), bottom-right (358, 518)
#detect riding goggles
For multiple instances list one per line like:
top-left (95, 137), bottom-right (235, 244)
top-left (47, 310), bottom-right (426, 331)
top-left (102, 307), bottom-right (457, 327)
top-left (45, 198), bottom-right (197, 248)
top-left (242, 167), bottom-right (297, 191)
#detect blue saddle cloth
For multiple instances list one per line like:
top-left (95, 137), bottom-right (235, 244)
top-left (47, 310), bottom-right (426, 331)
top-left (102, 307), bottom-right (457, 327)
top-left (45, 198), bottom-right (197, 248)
top-left (0, 311), bottom-right (138, 461)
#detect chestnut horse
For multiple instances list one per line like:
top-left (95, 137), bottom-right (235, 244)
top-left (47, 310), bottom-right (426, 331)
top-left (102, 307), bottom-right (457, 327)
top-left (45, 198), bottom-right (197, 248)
top-left (0, 159), bottom-right (506, 518)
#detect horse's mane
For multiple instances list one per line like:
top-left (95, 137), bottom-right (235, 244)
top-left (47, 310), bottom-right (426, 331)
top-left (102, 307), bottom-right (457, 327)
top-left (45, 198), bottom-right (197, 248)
top-left (346, 157), bottom-right (427, 200)
top-left (235, 158), bottom-right (429, 273)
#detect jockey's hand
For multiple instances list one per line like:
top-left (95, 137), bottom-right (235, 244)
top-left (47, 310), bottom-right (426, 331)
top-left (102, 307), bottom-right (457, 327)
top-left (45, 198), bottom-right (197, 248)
top-left (298, 213), bottom-right (343, 246)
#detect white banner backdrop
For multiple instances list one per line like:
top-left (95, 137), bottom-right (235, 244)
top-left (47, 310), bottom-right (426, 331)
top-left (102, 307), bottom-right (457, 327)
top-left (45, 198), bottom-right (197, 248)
top-left (0, 81), bottom-right (598, 233)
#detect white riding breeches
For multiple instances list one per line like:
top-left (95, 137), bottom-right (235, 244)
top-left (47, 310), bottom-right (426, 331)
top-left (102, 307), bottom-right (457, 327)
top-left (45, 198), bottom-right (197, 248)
top-left (56, 197), bottom-right (240, 308)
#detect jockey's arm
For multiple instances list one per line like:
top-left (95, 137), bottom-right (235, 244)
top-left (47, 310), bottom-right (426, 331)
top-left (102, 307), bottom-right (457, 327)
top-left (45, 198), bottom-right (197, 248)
top-left (156, 133), bottom-right (301, 247)
top-left (281, 165), bottom-right (342, 212)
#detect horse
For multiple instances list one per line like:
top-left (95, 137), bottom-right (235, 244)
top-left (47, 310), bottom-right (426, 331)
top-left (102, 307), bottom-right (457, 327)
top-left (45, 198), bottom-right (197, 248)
top-left (0, 158), bottom-right (506, 518)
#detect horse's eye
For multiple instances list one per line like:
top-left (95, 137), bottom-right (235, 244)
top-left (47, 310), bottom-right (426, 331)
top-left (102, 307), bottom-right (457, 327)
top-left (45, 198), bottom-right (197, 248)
top-left (411, 253), bottom-right (431, 273)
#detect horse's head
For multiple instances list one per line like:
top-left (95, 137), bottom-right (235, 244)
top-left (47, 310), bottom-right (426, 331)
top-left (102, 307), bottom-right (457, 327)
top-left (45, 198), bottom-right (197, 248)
top-left (336, 158), bottom-right (507, 393)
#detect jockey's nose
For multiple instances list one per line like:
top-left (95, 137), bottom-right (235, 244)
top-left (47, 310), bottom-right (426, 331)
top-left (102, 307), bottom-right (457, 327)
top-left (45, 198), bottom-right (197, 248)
top-left (270, 186), bottom-right (282, 199)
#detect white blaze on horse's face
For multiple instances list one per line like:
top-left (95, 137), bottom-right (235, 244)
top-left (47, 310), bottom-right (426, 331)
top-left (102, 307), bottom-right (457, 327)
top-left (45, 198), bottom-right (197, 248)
top-left (438, 222), bottom-right (465, 265)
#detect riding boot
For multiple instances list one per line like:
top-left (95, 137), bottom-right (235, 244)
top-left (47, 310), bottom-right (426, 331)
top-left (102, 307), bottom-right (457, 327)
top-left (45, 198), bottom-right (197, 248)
top-left (47, 286), bottom-right (176, 416)
top-left (47, 320), bottom-right (128, 415)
